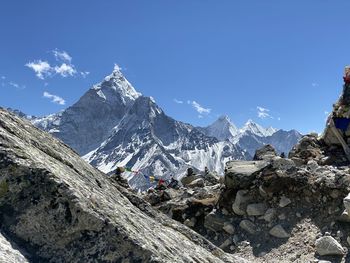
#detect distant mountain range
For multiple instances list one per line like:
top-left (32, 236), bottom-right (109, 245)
top-left (8, 66), bottom-right (302, 188)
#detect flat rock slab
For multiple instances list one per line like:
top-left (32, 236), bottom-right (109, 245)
top-left (225, 161), bottom-right (269, 189)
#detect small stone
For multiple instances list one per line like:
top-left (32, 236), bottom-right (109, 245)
top-left (279, 196), bottom-right (291, 207)
top-left (258, 252), bottom-right (267, 257)
top-left (337, 230), bottom-right (343, 238)
top-left (338, 210), bottom-right (350, 222)
top-left (330, 189), bottom-right (340, 199)
top-left (296, 212), bottom-right (301, 218)
top-left (219, 238), bottom-right (232, 249)
top-left (278, 213), bottom-right (286, 220)
top-left (246, 203), bottom-right (267, 216)
top-left (222, 208), bottom-right (230, 216)
top-left (222, 223), bottom-right (235, 235)
top-left (323, 196), bottom-right (327, 202)
top-left (239, 220), bottom-right (257, 235)
top-left (232, 190), bottom-right (251, 216)
top-left (315, 236), bottom-right (345, 256)
top-left (184, 218), bottom-right (196, 228)
top-left (264, 208), bottom-right (276, 223)
top-left (328, 206), bottom-right (340, 215)
top-left (204, 211), bottom-right (227, 232)
top-left (269, 224), bottom-right (290, 238)
top-left (347, 236), bottom-right (350, 246)
top-left (229, 245), bottom-right (235, 251)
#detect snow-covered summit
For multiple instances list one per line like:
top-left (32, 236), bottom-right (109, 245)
top-left (92, 64), bottom-right (141, 104)
top-left (240, 119), bottom-right (276, 137)
top-left (200, 115), bottom-right (239, 141)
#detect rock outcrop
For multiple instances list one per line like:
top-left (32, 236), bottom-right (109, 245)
top-left (0, 108), bottom-right (247, 262)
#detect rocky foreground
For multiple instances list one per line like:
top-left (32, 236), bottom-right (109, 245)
top-left (144, 143), bottom-right (350, 262)
top-left (0, 108), bottom-right (247, 262)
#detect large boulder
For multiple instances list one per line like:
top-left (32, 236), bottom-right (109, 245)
top-left (288, 134), bottom-right (323, 164)
top-left (225, 160), bottom-right (269, 189)
top-left (253, 144), bottom-right (277, 161)
top-left (181, 175), bottom-right (201, 186)
top-left (0, 108), bottom-right (246, 263)
top-left (315, 236), bottom-right (345, 256)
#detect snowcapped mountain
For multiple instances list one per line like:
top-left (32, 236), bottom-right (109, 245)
top-left (198, 115), bottom-right (238, 141)
top-left (31, 66), bottom-right (250, 189)
top-left (200, 117), bottom-right (301, 157)
top-left (17, 66), bottom-right (301, 189)
top-left (83, 96), bottom-right (249, 189)
top-left (33, 65), bottom-right (140, 155)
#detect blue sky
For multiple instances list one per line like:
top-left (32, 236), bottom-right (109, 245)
top-left (0, 1), bottom-right (349, 134)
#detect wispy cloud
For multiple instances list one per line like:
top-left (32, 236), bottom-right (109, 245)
top-left (25, 60), bottom-right (52, 79)
top-left (312, 83), bottom-right (319, 87)
top-left (173, 98), bottom-right (183, 104)
top-left (54, 63), bottom-right (76, 77)
top-left (1, 76), bottom-right (5, 80)
top-left (43, 91), bottom-right (65, 105)
top-left (52, 49), bottom-right (72, 63)
top-left (257, 106), bottom-right (273, 119)
top-left (80, 71), bottom-right (90, 78)
top-left (188, 100), bottom-right (211, 118)
top-left (9, 82), bottom-right (25, 89)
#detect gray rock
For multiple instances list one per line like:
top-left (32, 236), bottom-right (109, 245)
top-left (219, 238), bottom-right (232, 250)
top-left (315, 236), bottom-right (345, 256)
top-left (187, 178), bottom-right (205, 188)
top-left (0, 109), bottom-right (247, 263)
top-left (264, 208), bottom-right (277, 222)
top-left (279, 196), bottom-right (292, 207)
top-left (239, 220), bottom-right (257, 235)
top-left (184, 218), bottom-right (196, 228)
top-left (271, 157), bottom-right (295, 171)
top-left (225, 161), bottom-right (269, 189)
top-left (222, 223), bottom-right (235, 235)
top-left (204, 211), bottom-right (227, 232)
top-left (246, 203), bottom-right (267, 216)
top-left (232, 190), bottom-right (251, 216)
top-left (0, 233), bottom-right (29, 263)
top-left (253, 144), bottom-right (277, 161)
top-left (181, 175), bottom-right (201, 186)
top-left (269, 225), bottom-right (290, 238)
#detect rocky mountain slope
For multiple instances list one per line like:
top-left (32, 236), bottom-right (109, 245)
top-left (0, 107), bottom-right (247, 263)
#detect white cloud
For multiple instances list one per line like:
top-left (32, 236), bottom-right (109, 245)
top-left (324, 111), bottom-right (329, 115)
top-left (173, 98), bottom-right (183, 104)
top-left (189, 100), bottom-right (211, 115)
top-left (54, 63), bottom-right (77, 77)
top-left (277, 117), bottom-right (281, 121)
top-left (8, 82), bottom-right (25, 89)
top-left (43, 91), bottom-right (65, 105)
top-left (25, 60), bottom-right (52, 79)
top-left (257, 106), bottom-right (272, 119)
top-left (1, 76), bottom-right (5, 80)
top-left (80, 71), bottom-right (90, 78)
top-left (312, 83), bottom-right (319, 87)
top-left (52, 49), bottom-right (72, 63)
